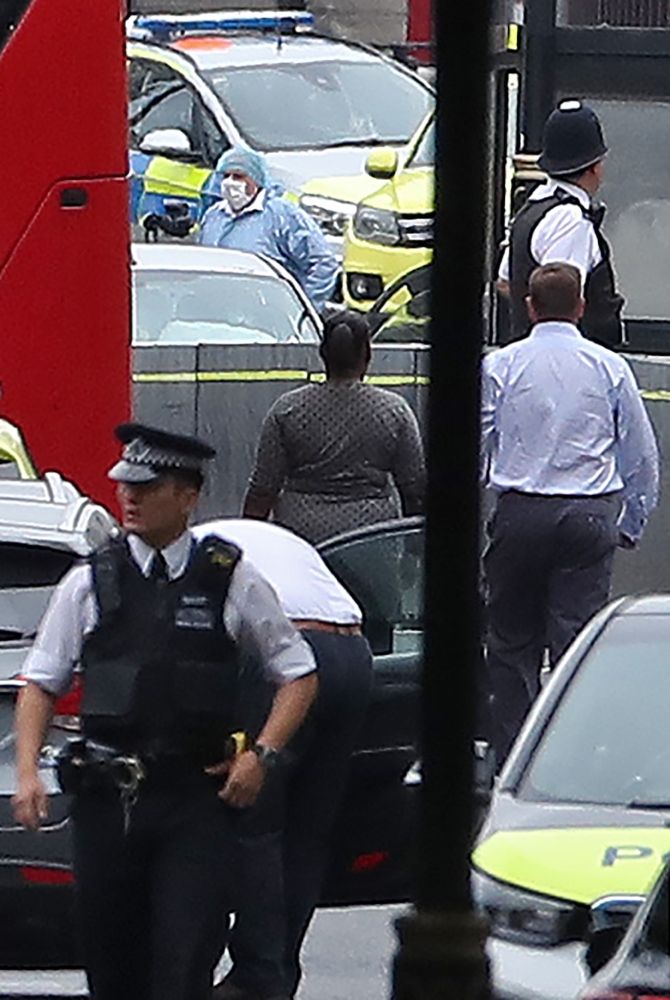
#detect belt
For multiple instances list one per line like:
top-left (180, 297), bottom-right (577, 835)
top-left (293, 619), bottom-right (362, 636)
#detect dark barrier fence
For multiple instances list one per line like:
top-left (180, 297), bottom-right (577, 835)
top-left (133, 342), bottom-right (429, 519)
top-left (133, 342), bottom-right (670, 598)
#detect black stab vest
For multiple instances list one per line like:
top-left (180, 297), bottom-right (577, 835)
top-left (80, 535), bottom-right (241, 765)
top-left (508, 189), bottom-right (624, 348)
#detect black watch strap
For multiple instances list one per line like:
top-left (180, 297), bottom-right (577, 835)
top-left (251, 743), bottom-right (282, 770)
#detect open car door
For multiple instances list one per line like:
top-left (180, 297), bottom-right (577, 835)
top-left (318, 517), bottom-right (423, 905)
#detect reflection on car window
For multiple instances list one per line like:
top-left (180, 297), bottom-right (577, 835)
top-left (371, 285), bottom-right (429, 344)
top-left (131, 86), bottom-right (196, 148)
top-left (323, 527), bottom-right (423, 655)
top-left (205, 62), bottom-right (433, 151)
top-left (519, 615), bottom-right (670, 807)
top-left (133, 270), bottom-right (320, 345)
top-left (409, 120), bottom-right (434, 169)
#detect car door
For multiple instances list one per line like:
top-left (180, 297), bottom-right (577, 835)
top-left (317, 517), bottom-right (423, 905)
top-left (129, 56), bottom-right (231, 225)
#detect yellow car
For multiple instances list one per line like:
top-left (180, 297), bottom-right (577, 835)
top-left (298, 113), bottom-right (434, 292)
top-left (342, 114), bottom-right (434, 308)
top-left (0, 419), bottom-right (38, 479)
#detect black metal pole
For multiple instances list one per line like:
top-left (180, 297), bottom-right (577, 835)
top-left (391, 0), bottom-right (491, 994)
top-left (522, 0), bottom-right (557, 149)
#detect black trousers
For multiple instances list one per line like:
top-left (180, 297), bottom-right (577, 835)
top-left (72, 769), bottom-right (235, 1000)
top-left (484, 490), bottom-right (620, 766)
top-left (225, 630), bottom-right (373, 998)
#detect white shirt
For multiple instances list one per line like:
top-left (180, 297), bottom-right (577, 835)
top-left (23, 530), bottom-right (316, 696)
top-left (192, 520), bottom-right (362, 625)
top-left (481, 321), bottom-right (659, 541)
top-left (498, 179), bottom-right (603, 283)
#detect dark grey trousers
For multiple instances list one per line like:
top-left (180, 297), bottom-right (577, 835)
top-left (484, 490), bottom-right (620, 766)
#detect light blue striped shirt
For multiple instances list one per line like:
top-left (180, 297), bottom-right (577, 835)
top-left (481, 321), bottom-right (659, 541)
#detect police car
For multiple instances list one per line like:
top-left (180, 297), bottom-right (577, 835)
top-left (127, 10), bottom-right (434, 236)
top-left (473, 595), bottom-right (670, 1000)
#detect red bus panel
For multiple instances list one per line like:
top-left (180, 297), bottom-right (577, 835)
top-left (0, 0), bottom-right (130, 508)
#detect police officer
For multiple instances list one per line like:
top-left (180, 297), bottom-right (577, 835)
top-left (12, 424), bottom-right (318, 1000)
top-left (482, 264), bottom-right (659, 767)
top-left (498, 100), bottom-right (625, 347)
top-left (193, 519), bottom-right (373, 1000)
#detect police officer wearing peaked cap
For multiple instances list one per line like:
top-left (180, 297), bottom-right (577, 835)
top-left (498, 100), bottom-right (625, 347)
top-left (12, 423), bottom-right (318, 1000)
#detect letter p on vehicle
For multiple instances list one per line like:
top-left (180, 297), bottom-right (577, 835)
top-left (602, 845), bottom-right (653, 867)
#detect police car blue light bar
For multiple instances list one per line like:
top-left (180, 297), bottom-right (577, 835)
top-left (133, 10), bottom-right (315, 41)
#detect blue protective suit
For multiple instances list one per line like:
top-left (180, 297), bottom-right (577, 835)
top-left (200, 189), bottom-right (339, 313)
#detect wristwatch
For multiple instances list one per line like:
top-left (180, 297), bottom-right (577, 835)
top-left (251, 743), bottom-right (282, 770)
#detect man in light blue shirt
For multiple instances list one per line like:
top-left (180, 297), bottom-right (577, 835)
top-left (482, 262), bottom-right (659, 765)
top-left (200, 148), bottom-right (339, 313)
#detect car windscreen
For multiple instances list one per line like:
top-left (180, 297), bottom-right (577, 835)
top-left (518, 614), bottom-right (670, 807)
top-left (203, 61), bottom-right (433, 151)
top-left (133, 270), bottom-right (320, 345)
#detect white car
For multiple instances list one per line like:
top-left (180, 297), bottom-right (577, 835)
top-left (132, 242), bottom-right (323, 346)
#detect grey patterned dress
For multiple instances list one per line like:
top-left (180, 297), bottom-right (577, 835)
top-left (245, 380), bottom-right (426, 544)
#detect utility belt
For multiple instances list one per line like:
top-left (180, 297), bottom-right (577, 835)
top-left (56, 733), bottom-right (249, 832)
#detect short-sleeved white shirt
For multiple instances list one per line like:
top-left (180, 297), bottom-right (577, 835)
top-left (192, 519), bottom-right (362, 625)
top-left (23, 530), bottom-right (316, 696)
top-left (498, 178), bottom-right (603, 283)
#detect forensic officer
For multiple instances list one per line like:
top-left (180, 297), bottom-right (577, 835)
top-left (199, 148), bottom-right (340, 313)
top-left (193, 519), bottom-right (373, 1000)
top-left (482, 263), bottom-right (659, 767)
top-left (498, 100), bottom-right (625, 347)
top-left (12, 424), bottom-right (318, 1000)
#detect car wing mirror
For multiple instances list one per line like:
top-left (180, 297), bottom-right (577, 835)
top-left (474, 739), bottom-right (496, 798)
top-left (584, 925), bottom-right (627, 976)
top-left (407, 289), bottom-right (431, 319)
top-left (140, 128), bottom-right (193, 156)
top-left (365, 147), bottom-right (399, 180)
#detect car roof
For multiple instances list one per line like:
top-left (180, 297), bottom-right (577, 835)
top-left (614, 594), bottom-right (670, 616)
top-left (130, 34), bottom-right (394, 73)
top-left (0, 474), bottom-right (117, 555)
top-left (131, 242), bottom-right (282, 279)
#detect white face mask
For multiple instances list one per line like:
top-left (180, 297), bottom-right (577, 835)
top-left (222, 177), bottom-right (253, 212)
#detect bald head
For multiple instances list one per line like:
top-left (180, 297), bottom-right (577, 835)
top-left (527, 263), bottom-right (585, 324)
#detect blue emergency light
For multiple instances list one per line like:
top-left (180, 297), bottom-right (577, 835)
top-left (133, 10), bottom-right (315, 42)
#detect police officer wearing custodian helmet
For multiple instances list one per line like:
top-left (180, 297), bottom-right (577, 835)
top-left (12, 424), bottom-right (318, 1000)
top-left (498, 100), bottom-right (625, 348)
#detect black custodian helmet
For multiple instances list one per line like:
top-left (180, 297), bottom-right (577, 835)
top-left (538, 100), bottom-right (607, 177)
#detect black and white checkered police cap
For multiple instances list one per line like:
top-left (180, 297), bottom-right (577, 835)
top-left (108, 423), bottom-right (216, 484)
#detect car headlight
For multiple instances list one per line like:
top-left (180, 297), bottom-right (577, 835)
top-left (353, 206), bottom-right (401, 246)
top-left (471, 869), bottom-right (588, 947)
top-left (300, 195), bottom-right (356, 238)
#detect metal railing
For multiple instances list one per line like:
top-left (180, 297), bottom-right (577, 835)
top-left (560, 0), bottom-right (670, 26)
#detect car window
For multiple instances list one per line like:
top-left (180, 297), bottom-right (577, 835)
top-left (204, 61), bottom-right (433, 151)
top-left (321, 525), bottom-right (423, 655)
top-left (518, 614), bottom-right (670, 807)
top-left (133, 269), bottom-right (320, 345)
top-left (0, 544), bottom-right (76, 641)
top-left (408, 120), bottom-right (434, 169)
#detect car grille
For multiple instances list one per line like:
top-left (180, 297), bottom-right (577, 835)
top-left (397, 215), bottom-right (433, 248)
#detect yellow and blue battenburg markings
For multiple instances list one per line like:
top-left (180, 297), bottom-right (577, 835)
top-left (130, 152), bottom-right (224, 226)
top-left (473, 827), bottom-right (670, 905)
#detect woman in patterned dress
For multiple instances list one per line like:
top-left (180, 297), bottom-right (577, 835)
top-left (242, 311), bottom-right (426, 544)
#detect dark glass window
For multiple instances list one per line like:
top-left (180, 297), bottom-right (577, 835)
top-left (519, 614), bottom-right (670, 806)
